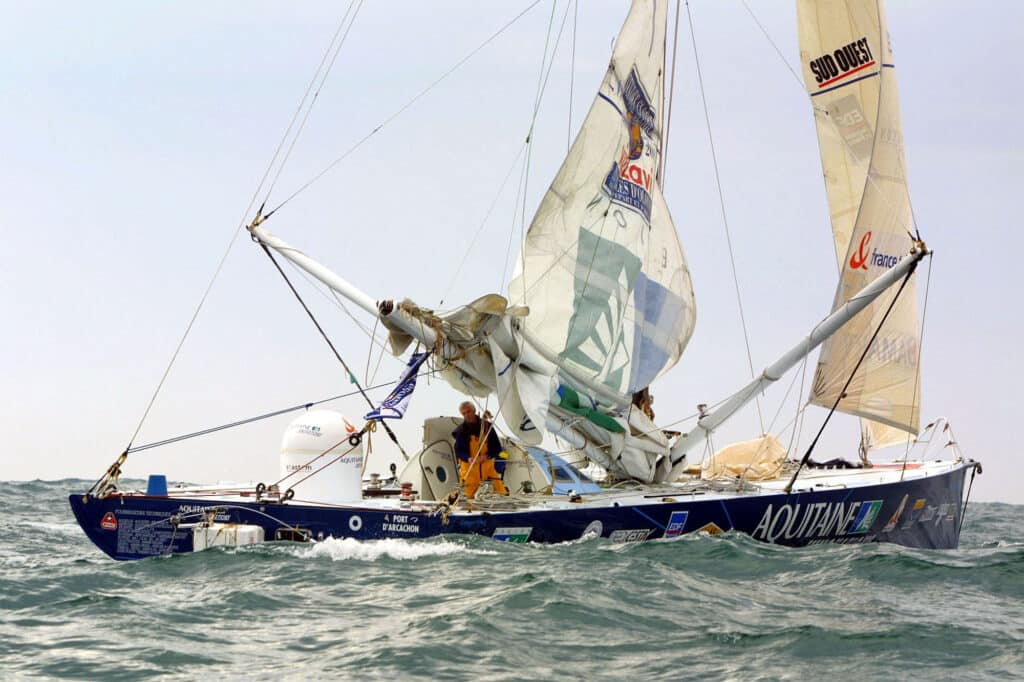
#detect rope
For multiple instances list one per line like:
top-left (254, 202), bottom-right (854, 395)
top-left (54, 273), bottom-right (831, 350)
top-left (258, 242), bottom-right (409, 460)
top-left (266, 0), bottom-right (543, 217)
top-left (273, 437), bottom-right (361, 490)
top-left (785, 265), bottom-right (917, 493)
top-left (959, 463), bottom-right (979, 537)
top-left (685, 0), bottom-right (765, 434)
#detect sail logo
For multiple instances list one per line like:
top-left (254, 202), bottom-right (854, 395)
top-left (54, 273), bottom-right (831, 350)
top-left (752, 499), bottom-right (884, 543)
top-left (603, 67), bottom-right (656, 221)
top-left (848, 231), bottom-right (900, 271)
top-left (809, 37), bottom-right (875, 88)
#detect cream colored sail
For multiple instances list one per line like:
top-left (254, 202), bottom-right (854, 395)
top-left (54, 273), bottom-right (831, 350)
top-left (508, 0), bottom-right (696, 405)
top-left (799, 0), bottom-right (920, 440)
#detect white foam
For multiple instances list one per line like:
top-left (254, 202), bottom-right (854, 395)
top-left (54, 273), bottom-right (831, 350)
top-left (296, 537), bottom-right (470, 562)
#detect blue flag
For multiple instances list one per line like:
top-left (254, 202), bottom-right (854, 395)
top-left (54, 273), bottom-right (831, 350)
top-left (364, 352), bottom-right (430, 421)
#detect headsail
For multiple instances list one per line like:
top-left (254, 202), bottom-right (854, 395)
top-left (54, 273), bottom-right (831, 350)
top-left (508, 0), bottom-right (696, 404)
top-left (798, 0), bottom-right (921, 442)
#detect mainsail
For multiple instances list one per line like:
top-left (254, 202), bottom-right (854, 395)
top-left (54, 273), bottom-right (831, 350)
top-left (798, 0), bottom-right (921, 445)
top-left (508, 0), bottom-right (696, 406)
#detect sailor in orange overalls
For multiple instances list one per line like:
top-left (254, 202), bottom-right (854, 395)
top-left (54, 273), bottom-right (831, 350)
top-left (452, 401), bottom-right (509, 498)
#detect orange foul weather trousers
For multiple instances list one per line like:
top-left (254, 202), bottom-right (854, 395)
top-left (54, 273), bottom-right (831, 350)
top-left (459, 457), bottom-right (508, 498)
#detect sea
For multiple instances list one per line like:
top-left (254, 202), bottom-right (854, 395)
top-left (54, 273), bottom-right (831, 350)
top-left (1, 480), bottom-right (1021, 681)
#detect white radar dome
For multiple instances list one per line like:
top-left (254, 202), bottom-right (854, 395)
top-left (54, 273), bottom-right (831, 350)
top-left (280, 410), bottom-right (363, 504)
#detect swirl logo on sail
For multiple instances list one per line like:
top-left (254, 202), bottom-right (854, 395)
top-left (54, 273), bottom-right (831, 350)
top-left (849, 231), bottom-right (900, 271)
top-left (849, 231), bottom-right (872, 270)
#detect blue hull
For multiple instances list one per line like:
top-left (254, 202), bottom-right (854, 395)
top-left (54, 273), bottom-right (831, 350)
top-left (69, 463), bottom-right (974, 560)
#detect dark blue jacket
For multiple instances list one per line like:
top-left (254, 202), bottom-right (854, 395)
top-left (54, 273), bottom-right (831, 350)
top-left (452, 419), bottom-right (504, 470)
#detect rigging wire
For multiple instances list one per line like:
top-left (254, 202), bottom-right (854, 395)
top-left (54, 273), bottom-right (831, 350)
top-left (280, 256), bottom-right (390, 352)
top-left (123, 374), bottom-right (434, 455)
top-left (515, 0), bottom-right (574, 295)
top-left (785, 264), bottom-right (917, 493)
top-left (266, 0), bottom-right (543, 218)
top-left (439, 143), bottom-right (527, 307)
top-left (900, 252), bottom-right (933, 480)
top-left (500, 152), bottom-right (531, 291)
top-left (257, 242), bottom-right (409, 459)
top-left (263, 0), bottom-right (365, 206)
top-left (740, 0), bottom-right (805, 90)
top-left (684, 0), bottom-right (765, 434)
top-left (117, 3), bottom-right (371, 455)
top-left (661, 0), bottom-right (681, 182)
top-left (567, 0), bottom-right (578, 151)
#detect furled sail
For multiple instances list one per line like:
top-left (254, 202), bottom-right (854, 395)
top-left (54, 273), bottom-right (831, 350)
top-left (508, 0), bottom-right (696, 405)
top-left (798, 0), bottom-right (921, 441)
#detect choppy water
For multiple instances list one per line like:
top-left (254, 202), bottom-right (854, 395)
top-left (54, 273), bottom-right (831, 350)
top-left (1, 480), bottom-right (1022, 680)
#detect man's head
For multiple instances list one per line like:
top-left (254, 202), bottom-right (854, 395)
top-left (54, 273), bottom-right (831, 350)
top-left (459, 400), bottom-right (478, 423)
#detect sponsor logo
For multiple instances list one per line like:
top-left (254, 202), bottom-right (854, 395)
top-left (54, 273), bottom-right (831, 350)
top-left (582, 520), bottom-right (604, 539)
top-left (883, 494), bottom-right (909, 532)
top-left (603, 165), bottom-right (653, 220)
top-left (178, 505), bottom-right (229, 521)
top-left (602, 68), bottom-right (657, 221)
top-left (752, 499), bottom-right (883, 543)
top-left (381, 513), bottom-right (419, 535)
top-left (608, 529), bottom-right (653, 543)
top-left (850, 500), bottom-right (883, 533)
top-left (901, 498), bottom-right (927, 529)
top-left (493, 527), bottom-right (532, 543)
top-left (664, 511), bottom-right (689, 539)
top-left (850, 231), bottom-right (872, 270)
top-left (697, 522), bottom-right (724, 536)
top-left (293, 424), bottom-right (322, 437)
top-left (809, 37), bottom-right (876, 87)
top-left (849, 231), bottom-right (900, 271)
top-left (349, 515), bottom-right (363, 531)
top-left (100, 512), bottom-right (118, 531)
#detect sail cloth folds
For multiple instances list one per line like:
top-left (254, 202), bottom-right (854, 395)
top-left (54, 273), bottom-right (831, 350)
top-left (798, 0), bottom-right (921, 441)
top-left (508, 0), bottom-right (696, 404)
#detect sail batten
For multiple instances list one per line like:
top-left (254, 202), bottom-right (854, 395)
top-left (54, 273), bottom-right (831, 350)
top-left (798, 0), bottom-right (921, 440)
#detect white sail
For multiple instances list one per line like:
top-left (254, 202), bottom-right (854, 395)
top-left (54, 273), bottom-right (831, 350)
top-left (798, 0), bottom-right (921, 439)
top-left (508, 0), bottom-right (696, 404)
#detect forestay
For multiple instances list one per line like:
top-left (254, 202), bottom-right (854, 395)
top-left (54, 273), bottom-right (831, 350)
top-left (508, 0), bottom-right (696, 404)
top-left (798, 0), bottom-right (921, 444)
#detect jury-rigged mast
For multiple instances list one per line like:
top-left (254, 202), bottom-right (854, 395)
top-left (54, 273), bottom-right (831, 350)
top-left (250, 0), bottom-right (929, 484)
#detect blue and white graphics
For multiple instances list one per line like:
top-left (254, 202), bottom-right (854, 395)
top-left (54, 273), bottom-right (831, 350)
top-left (663, 511), bottom-right (689, 539)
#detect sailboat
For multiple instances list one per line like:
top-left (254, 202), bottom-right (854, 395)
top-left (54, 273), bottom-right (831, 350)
top-left (70, 0), bottom-right (980, 560)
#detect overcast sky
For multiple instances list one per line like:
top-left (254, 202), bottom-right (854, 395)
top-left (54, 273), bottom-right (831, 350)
top-left (2, 1), bottom-right (1020, 503)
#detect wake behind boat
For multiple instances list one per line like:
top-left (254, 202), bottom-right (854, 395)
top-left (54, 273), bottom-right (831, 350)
top-left (71, 0), bottom-right (981, 560)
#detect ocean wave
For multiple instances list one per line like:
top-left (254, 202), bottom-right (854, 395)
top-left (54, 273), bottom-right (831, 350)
top-left (293, 536), bottom-right (486, 562)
